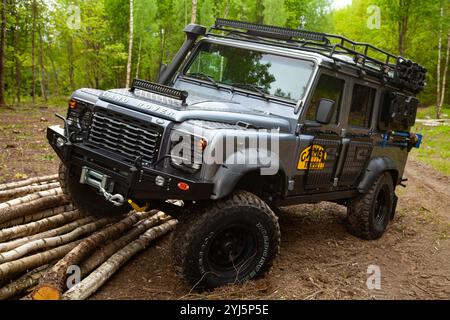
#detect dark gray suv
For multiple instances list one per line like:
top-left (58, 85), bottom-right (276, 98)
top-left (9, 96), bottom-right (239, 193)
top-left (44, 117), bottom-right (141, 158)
top-left (47, 19), bottom-right (426, 290)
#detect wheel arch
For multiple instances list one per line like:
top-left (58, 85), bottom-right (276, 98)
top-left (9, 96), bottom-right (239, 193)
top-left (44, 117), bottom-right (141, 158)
top-left (358, 156), bottom-right (399, 194)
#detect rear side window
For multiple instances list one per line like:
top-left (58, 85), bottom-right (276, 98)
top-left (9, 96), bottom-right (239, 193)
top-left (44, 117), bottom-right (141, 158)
top-left (306, 74), bottom-right (344, 124)
top-left (349, 84), bottom-right (376, 128)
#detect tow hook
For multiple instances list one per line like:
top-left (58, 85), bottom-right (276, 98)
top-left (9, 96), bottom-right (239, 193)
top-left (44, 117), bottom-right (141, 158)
top-left (128, 199), bottom-right (150, 212)
top-left (99, 187), bottom-right (125, 207)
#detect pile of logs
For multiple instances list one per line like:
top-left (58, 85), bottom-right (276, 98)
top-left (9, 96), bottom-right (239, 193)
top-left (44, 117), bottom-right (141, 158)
top-left (0, 175), bottom-right (177, 300)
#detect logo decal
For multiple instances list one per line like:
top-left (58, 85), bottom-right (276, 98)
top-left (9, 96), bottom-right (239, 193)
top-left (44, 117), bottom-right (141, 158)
top-left (297, 145), bottom-right (327, 170)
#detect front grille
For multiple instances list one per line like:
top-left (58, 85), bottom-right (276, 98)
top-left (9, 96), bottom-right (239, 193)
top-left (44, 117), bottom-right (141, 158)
top-left (88, 110), bottom-right (163, 165)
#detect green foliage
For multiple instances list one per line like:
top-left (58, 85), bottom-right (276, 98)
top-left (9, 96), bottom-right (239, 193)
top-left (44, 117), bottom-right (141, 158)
top-left (1, 0), bottom-right (449, 109)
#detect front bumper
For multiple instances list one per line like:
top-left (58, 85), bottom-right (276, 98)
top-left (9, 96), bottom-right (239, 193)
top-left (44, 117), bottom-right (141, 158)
top-left (47, 125), bottom-right (214, 201)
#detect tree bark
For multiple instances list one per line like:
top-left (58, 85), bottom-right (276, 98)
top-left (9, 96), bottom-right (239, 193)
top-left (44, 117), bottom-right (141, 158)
top-left (0, 0), bottom-right (7, 107)
top-left (126, 0), bottom-right (134, 88)
top-left (191, 0), bottom-right (198, 24)
top-left (63, 219), bottom-right (178, 300)
top-left (14, 0), bottom-right (21, 104)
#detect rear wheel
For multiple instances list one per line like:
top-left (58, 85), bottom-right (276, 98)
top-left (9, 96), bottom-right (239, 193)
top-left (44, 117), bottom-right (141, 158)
top-left (59, 163), bottom-right (129, 217)
top-left (172, 191), bottom-right (281, 290)
top-left (347, 172), bottom-right (394, 240)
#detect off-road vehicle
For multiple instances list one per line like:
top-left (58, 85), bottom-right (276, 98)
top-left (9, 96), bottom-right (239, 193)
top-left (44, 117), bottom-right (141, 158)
top-left (47, 19), bottom-right (426, 290)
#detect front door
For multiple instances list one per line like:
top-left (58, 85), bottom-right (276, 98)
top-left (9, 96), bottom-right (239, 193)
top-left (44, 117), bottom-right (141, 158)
top-left (295, 73), bottom-right (347, 193)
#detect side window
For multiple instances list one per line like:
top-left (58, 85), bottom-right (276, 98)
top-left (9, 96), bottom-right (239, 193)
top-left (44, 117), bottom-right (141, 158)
top-left (306, 74), bottom-right (344, 124)
top-left (349, 84), bottom-right (376, 128)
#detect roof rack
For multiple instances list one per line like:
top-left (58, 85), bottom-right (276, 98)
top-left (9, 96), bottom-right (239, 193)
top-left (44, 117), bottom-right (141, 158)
top-left (208, 19), bottom-right (427, 94)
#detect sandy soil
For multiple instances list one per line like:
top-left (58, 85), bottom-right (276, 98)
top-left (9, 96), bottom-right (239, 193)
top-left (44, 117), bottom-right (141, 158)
top-left (1, 105), bottom-right (449, 300)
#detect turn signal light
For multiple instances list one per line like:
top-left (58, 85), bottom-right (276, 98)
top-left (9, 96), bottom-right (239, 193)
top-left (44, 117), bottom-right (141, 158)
top-left (177, 182), bottom-right (190, 191)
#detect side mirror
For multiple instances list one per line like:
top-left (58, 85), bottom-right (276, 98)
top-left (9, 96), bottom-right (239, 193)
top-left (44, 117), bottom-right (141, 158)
top-left (316, 99), bottom-right (335, 124)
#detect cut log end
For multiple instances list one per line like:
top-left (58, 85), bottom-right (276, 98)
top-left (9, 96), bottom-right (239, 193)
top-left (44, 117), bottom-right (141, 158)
top-left (31, 285), bottom-right (61, 300)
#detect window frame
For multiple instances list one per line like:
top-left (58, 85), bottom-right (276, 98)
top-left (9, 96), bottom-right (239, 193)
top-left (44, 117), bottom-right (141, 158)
top-left (300, 70), bottom-right (348, 132)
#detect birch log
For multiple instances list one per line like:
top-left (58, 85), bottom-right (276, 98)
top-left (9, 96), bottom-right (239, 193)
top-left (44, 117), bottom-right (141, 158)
top-left (0, 216), bottom-right (95, 253)
top-left (80, 212), bottom-right (166, 277)
top-left (0, 190), bottom-right (67, 224)
top-left (0, 182), bottom-right (60, 202)
top-left (30, 210), bottom-right (158, 299)
top-left (0, 175), bottom-right (58, 192)
top-left (0, 218), bottom-right (111, 263)
top-left (0, 265), bottom-right (50, 300)
top-left (0, 240), bottom-right (82, 280)
top-left (63, 219), bottom-right (178, 300)
top-left (0, 204), bottom-right (75, 229)
top-left (0, 209), bottom-right (83, 242)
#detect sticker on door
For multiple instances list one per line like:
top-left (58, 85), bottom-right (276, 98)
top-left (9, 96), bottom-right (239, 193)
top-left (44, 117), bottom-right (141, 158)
top-left (298, 145), bottom-right (327, 170)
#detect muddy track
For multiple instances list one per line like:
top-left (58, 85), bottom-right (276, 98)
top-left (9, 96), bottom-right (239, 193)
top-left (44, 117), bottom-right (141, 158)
top-left (91, 159), bottom-right (450, 300)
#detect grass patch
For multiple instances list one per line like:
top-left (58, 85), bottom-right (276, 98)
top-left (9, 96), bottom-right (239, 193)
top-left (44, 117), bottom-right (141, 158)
top-left (411, 124), bottom-right (450, 175)
top-left (416, 105), bottom-right (450, 119)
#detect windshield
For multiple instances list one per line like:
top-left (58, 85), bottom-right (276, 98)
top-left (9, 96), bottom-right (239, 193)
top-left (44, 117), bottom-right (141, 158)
top-left (184, 42), bottom-right (315, 102)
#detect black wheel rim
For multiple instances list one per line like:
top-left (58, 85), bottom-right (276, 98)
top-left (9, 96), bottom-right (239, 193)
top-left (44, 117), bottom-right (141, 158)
top-left (207, 225), bottom-right (258, 276)
top-left (374, 185), bottom-right (389, 225)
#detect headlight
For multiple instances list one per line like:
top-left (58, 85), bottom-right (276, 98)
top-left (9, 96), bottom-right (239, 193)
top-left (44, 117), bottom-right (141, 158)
top-left (67, 99), bottom-right (94, 131)
top-left (170, 129), bottom-right (207, 173)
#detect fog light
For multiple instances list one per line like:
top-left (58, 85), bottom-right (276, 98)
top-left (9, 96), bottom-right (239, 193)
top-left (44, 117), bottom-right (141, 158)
top-left (155, 176), bottom-right (166, 187)
top-left (56, 137), bottom-right (65, 148)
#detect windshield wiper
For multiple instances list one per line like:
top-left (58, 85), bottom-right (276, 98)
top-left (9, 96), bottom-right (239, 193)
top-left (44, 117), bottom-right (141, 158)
top-left (186, 72), bottom-right (220, 88)
top-left (231, 83), bottom-right (270, 100)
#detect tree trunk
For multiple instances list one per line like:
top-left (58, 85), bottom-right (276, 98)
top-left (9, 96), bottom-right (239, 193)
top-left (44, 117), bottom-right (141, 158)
top-left (439, 32), bottom-right (450, 111)
top-left (398, 14), bottom-right (408, 56)
top-left (63, 219), bottom-right (177, 300)
top-left (0, 0), bottom-right (7, 107)
top-left (31, 0), bottom-right (37, 103)
top-left (126, 0), bottom-right (134, 88)
top-left (38, 26), bottom-right (47, 101)
top-left (437, 7), bottom-right (443, 118)
top-left (14, 0), bottom-right (21, 104)
top-left (191, 0), bottom-right (198, 24)
top-left (67, 37), bottom-right (75, 91)
top-left (135, 37), bottom-right (142, 79)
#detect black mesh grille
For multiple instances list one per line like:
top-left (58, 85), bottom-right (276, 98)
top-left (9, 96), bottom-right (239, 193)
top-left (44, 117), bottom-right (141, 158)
top-left (88, 110), bottom-right (163, 165)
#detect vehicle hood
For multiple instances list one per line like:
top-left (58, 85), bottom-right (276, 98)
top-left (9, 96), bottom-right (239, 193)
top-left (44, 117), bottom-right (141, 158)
top-left (72, 88), bottom-right (292, 132)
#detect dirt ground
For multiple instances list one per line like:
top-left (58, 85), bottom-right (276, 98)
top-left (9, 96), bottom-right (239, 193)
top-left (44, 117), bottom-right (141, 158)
top-left (1, 104), bottom-right (449, 300)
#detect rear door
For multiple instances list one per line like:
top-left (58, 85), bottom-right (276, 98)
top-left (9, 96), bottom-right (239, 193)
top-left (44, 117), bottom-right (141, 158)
top-left (337, 81), bottom-right (377, 188)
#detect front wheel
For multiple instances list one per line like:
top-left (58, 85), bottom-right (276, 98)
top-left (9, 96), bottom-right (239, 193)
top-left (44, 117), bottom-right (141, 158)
top-left (347, 172), bottom-right (395, 240)
top-left (172, 191), bottom-right (281, 290)
top-left (59, 163), bottom-right (130, 217)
